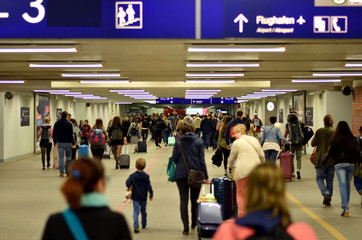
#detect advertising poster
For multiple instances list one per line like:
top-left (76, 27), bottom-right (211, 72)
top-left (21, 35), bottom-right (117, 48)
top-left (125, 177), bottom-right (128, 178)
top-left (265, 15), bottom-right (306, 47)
top-left (293, 92), bottom-right (305, 122)
top-left (36, 94), bottom-right (50, 126)
top-left (306, 107), bottom-right (313, 126)
top-left (20, 107), bottom-right (30, 126)
top-left (279, 109), bottom-right (284, 123)
top-left (56, 108), bottom-right (62, 121)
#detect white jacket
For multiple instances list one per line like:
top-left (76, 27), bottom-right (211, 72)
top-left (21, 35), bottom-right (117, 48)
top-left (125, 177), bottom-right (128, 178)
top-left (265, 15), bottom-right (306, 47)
top-left (228, 135), bottom-right (265, 181)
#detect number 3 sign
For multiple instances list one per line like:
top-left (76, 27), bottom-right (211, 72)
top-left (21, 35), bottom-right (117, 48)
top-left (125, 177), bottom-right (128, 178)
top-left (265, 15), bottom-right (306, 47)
top-left (22, 0), bottom-right (45, 24)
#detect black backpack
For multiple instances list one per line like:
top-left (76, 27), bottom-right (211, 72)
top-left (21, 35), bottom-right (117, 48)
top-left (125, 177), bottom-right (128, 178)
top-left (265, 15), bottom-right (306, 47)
top-left (130, 123), bottom-right (139, 135)
top-left (41, 126), bottom-right (51, 142)
top-left (302, 125), bottom-right (314, 145)
top-left (288, 121), bottom-right (304, 145)
top-left (111, 127), bottom-right (123, 140)
top-left (157, 120), bottom-right (166, 130)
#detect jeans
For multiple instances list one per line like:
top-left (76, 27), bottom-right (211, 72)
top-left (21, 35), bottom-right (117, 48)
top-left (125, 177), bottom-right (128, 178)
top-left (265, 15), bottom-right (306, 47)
top-left (354, 175), bottom-right (362, 194)
top-left (133, 200), bottom-right (147, 228)
top-left (163, 130), bottom-right (170, 144)
top-left (176, 179), bottom-right (201, 231)
top-left (202, 133), bottom-right (211, 149)
top-left (335, 164), bottom-right (355, 211)
top-left (316, 166), bottom-right (335, 197)
top-left (264, 149), bottom-right (279, 163)
top-left (57, 142), bottom-right (72, 174)
top-left (291, 144), bottom-right (303, 172)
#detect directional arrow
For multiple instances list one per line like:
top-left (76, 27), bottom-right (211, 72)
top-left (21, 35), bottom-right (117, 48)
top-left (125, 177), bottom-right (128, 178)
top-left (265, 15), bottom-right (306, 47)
top-left (234, 13), bottom-right (248, 33)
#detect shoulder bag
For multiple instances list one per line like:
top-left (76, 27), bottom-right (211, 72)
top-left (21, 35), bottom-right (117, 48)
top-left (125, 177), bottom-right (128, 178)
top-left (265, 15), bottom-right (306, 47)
top-left (310, 147), bottom-right (317, 164)
top-left (178, 140), bottom-right (205, 188)
top-left (261, 126), bottom-right (274, 146)
top-left (62, 208), bottom-right (89, 240)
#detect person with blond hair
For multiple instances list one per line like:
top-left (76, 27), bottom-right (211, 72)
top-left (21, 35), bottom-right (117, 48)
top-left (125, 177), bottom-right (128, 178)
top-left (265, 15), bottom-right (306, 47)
top-left (42, 157), bottom-right (131, 240)
top-left (213, 163), bottom-right (318, 240)
top-left (37, 117), bottom-right (53, 170)
top-left (228, 124), bottom-right (264, 217)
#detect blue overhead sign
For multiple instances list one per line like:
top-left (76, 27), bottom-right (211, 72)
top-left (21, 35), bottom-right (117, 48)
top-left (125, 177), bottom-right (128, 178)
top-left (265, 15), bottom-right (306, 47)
top-left (222, 0), bottom-right (362, 38)
top-left (0, 0), bottom-right (195, 38)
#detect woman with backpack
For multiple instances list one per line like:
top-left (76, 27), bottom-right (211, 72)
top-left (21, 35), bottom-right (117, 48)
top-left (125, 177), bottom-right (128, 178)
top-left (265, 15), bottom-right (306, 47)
top-left (163, 116), bottom-right (172, 146)
top-left (89, 118), bottom-right (108, 161)
top-left (213, 163), bottom-right (317, 240)
top-left (37, 117), bottom-right (53, 170)
top-left (70, 118), bottom-right (82, 160)
top-left (108, 116), bottom-right (128, 169)
top-left (127, 118), bottom-right (141, 145)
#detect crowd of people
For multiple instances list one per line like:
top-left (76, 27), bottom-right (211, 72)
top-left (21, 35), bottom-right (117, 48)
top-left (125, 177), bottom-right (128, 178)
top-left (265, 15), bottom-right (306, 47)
top-left (39, 109), bottom-right (361, 239)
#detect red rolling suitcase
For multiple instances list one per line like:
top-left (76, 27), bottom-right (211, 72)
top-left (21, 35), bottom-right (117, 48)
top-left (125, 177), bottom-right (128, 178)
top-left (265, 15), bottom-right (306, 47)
top-left (280, 151), bottom-right (293, 181)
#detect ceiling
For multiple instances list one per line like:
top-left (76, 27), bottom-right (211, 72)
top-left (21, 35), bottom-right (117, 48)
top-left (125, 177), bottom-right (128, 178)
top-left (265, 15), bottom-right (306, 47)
top-left (0, 38), bottom-right (362, 104)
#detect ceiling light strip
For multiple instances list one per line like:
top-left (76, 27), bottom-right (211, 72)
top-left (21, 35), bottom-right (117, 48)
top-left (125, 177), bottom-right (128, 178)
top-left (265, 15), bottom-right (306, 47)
top-left (80, 80), bottom-right (129, 83)
top-left (313, 73), bottom-right (362, 77)
top-left (0, 80), bottom-right (24, 84)
top-left (345, 63), bottom-right (362, 67)
top-left (62, 73), bottom-right (120, 77)
top-left (0, 48), bottom-right (77, 53)
top-left (186, 80), bottom-right (235, 83)
top-left (30, 63), bottom-right (103, 68)
top-left (188, 47), bottom-right (285, 53)
top-left (186, 73), bottom-right (244, 77)
top-left (186, 63), bottom-right (259, 68)
top-left (115, 102), bottom-right (132, 104)
top-left (292, 79), bottom-right (341, 83)
top-left (262, 89), bottom-right (297, 92)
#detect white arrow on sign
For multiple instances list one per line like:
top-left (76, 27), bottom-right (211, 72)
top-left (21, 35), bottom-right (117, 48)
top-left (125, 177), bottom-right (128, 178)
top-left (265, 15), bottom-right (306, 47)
top-left (234, 13), bottom-right (248, 33)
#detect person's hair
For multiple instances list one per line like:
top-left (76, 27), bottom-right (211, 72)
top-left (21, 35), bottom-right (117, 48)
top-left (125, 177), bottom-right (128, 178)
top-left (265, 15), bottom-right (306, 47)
top-left (61, 111), bottom-right (68, 119)
top-left (233, 124), bottom-right (246, 134)
top-left (70, 118), bottom-right (78, 126)
top-left (79, 120), bottom-right (83, 124)
top-left (93, 118), bottom-right (104, 129)
top-left (246, 162), bottom-right (292, 228)
top-left (61, 157), bottom-right (105, 210)
top-left (124, 116), bottom-right (129, 122)
top-left (323, 114), bottom-right (333, 127)
top-left (111, 116), bottom-right (121, 127)
top-left (236, 110), bottom-right (243, 118)
top-left (134, 118), bottom-right (139, 123)
top-left (179, 121), bottom-right (195, 135)
top-left (44, 117), bottom-right (50, 124)
top-left (135, 158), bottom-right (146, 171)
top-left (329, 121), bottom-right (355, 153)
top-left (221, 116), bottom-right (233, 133)
top-left (84, 119), bottom-right (88, 123)
top-left (163, 116), bottom-right (167, 122)
top-left (184, 116), bottom-right (193, 124)
top-left (269, 116), bottom-right (277, 124)
top-left (207, 113), bottom-right (212, 118)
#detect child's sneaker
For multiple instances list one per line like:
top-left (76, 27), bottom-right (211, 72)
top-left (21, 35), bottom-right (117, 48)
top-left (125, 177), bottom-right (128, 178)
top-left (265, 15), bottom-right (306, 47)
top-left (134, 227), bottom-right (140, 233)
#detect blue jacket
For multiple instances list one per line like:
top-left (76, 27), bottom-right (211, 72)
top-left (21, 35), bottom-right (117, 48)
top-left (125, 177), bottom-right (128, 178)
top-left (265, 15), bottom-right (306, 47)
top-left (53, 119), bottom-right (74, 145)
top-left (200, 118), bottom-right (213, 134)
top-left (224, 118), bottom-right (245, 146)
top-left (172, 132), bottom-right (209, 180)
top-left (126, 171), bottom-right (153, 201)
top-left (260, 124), bottom-right (290, 145)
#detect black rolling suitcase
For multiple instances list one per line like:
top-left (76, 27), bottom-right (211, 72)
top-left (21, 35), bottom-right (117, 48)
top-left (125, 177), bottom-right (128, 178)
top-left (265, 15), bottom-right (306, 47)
top-left (137, 140), bottom-right (147, 153)
top-left (119, 145), bottom-right (130, 169)
top-left (211, 176), bottom-right (237, 220)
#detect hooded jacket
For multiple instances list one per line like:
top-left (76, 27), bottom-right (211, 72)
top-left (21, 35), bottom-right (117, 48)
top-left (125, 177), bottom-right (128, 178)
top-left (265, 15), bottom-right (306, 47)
top-left (172, 132), bottom-right (209, 180)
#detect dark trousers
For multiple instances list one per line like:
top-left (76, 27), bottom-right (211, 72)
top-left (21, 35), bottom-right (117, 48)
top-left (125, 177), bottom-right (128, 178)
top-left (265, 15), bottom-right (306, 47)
top-left (40, 142), bottom-right (52, 167)
top-left (176, 179), bottom-right (201, 231)
top-left (71, 146), bottom-right (78, 160)
top-left (154, 129), bottom-right (162, 147)
top-left (81, 137), bottom-right (89, 146)
top-left (141, 129), bottom-right (149, 141)
top-left (221, 146), bottom-right (231, 171)
top-left (91, 147), bottom-right (105, 160)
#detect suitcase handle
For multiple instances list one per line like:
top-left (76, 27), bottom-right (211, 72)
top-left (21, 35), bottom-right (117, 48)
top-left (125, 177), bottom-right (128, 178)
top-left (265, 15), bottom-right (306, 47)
top-left (122, 144), bottom-right (129, 154)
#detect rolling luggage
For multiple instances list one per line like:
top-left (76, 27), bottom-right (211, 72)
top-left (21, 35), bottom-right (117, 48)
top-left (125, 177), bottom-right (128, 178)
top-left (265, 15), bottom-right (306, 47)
top-left (103, 144), bottom-right (111, 159)
top-left (197, 184), bottom-right (223, 239)
top-left (280, 151), bottom-right (293, 181)
top-left (137, 140), bottom-right (147, 153)
top-left (119, 145), bottom-right (130, 169)
top-left (79, 145), bottom-right (89, 158)
top-left (211, 176), bottom-right (237, 220)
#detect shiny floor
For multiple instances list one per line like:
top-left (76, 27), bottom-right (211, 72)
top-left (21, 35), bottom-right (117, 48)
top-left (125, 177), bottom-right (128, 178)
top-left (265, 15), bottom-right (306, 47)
top-left (0, 141), bottom-right (361, 240)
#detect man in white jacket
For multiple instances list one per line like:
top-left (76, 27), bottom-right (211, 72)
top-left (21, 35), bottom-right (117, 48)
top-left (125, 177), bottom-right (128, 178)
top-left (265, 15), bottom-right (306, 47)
top-left (228, 124), bottom-right (265, 217)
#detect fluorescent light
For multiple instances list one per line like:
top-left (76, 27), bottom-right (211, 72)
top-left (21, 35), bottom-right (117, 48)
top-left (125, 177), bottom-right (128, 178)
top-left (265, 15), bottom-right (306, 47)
top-left (83, 97), bottom-right (107, 100)
top-left (0, 48), bottom-right (77, 53)
top-left (80, 80), bottom-right (129, 83)
top-left (144, 100), bottom-right (156, 104)
top-left (186, 73), bottom-right (244, 77)
top-left (62, 73), bottom-right (120, 77)
top-left (63, 92), bottom-right (82, 95)
top-left (254, 91), bottom-right (286, 95)
top-left (186, 80), bottom-right (235, 83)
top-left (0, 80), bottom-right (24, 84)
top-left (73, 95), bottom-right (94, 98)
top-left (237, 100), bottom-right (248, 103)
top-left (345, 63), bottom-right (362, 67)
top-left (186, 63), bottom-right (259, 68)
top-left (186, 90), bottom-right (221, 92)
top-left (188, 47), bottom-right (285, 53)
top-left (132, 97), bottom-right (157, 99)
top-left (262, 89), bottom-right (297, 92)
top-left (115, 102), bottom-right (132, 104)
top-left (123, 92), bottom-right (150, 95)
top-left (313, 73), bottom-right (362, 77)
top-left (185, 96), bottom-right (211, 99)
top-left (292, 79), bottom-right (341, 83)
top-left (34, 90), bottom-right (70, 93)
top-left (110, 90), bottom-right (145, 93)
top-left (30, 63), bottom-right (103, 68)
top-left (0, 12), bottom-right (9, 18)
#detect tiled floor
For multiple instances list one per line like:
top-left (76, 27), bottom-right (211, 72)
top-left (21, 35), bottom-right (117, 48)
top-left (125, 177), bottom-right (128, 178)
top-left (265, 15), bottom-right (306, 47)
top-left (0, 141), bottom-right (361, 240)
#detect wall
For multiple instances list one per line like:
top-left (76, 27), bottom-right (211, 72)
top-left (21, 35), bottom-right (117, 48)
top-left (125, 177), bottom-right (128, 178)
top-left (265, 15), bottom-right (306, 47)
top-left (352, 85), bottom-right (362, 135)
top-left (1, 92), bottom-right (34, 161)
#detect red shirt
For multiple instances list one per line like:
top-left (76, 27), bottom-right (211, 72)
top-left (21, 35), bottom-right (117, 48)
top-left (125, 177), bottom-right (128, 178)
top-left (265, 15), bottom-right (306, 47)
top-left (82, 124), bottom-right (91, 137)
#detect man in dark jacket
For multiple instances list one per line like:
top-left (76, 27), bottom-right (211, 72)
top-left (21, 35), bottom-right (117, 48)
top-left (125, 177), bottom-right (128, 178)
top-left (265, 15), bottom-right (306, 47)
top-left (225, 110), bottom-right (246, 150)
top-left (200, 113), bottom-right (214, 150)
top-left (53, 111), bottom-right (75, 177)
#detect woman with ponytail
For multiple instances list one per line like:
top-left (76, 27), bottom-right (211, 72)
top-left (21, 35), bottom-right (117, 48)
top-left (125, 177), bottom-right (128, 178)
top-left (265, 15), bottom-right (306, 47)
top-left (42, 157), bottom-right (132, 240)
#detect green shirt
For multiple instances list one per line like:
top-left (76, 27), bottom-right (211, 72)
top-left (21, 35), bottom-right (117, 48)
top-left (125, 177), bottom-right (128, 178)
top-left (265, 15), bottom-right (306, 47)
top-left (311, 127), bottom-right (334, 167)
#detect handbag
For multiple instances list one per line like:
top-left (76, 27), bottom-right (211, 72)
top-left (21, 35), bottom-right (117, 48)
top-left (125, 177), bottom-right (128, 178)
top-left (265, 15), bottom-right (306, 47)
top-left (310, 147), bottom-right (317, 164)
top-left (178, 140), bottom-right (205, 188)
top-left (212, 148), bottom-right (223, 167)
top-left (167, 157), bottom-right (176, 182)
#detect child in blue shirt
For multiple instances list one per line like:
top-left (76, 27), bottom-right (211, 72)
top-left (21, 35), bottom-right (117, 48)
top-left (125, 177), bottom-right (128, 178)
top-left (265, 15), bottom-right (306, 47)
top-left (126, 158), bottom-right (153, 233)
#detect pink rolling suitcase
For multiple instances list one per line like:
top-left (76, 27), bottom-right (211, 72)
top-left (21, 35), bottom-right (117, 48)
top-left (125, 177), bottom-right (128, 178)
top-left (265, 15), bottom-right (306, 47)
top-left (280, 151), bottom-right (293, 181)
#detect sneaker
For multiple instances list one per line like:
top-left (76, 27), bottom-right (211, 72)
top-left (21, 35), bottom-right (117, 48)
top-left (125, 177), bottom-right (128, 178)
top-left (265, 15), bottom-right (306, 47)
top-left (134, 228), bottom-right (140, 233)
top-left (341, 210), bottom-right (349, 217)
top-left (323, 195), bottom-right (331, 206)
top-left (297, 171), bottom-right (301, 180)
top-left (59, 173), bottom-right (64, 177)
